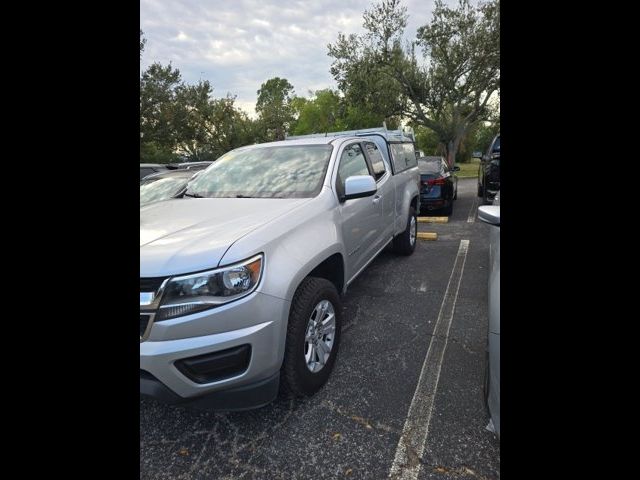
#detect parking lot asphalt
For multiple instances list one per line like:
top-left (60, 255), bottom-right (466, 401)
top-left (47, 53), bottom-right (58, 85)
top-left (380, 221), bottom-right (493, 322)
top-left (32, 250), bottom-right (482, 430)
top-left (140, 178), bottom-right (500, 479)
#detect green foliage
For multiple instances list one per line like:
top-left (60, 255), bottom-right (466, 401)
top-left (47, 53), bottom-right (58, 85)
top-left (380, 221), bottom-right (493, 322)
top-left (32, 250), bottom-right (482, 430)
top-left (140, 34), bottom-right (262, 164)
top-left (289, 88), bottom-right (400, 136)
top-left (140, 63), bottom-right (183, 162)
top-left (328, 0), bottom-right (500, 166)
top-left (140, 30), bottom-right (146, 59)
top-left (455, 158), bottom-right (480, 177)
top-left (140, 141), bottom-right (181, 164)
top-left (140, 62), bottom-right (259, 163)
top-left (256, 77), bottom-right (295, 141)
top-left (139, 0), bottom-right (500, 168)
top-left (207, 96), bottom-right (257, 157)
top-left (414, 126), bottom-right (442, 156)
top-left (414, 114), bottom-right (499, 163)
top-left (172, 81), bottom-right (212, 160)
top-left (468, 118), bottom-right (500, 155)
top-left (290, 89), bottom-right (345, 135)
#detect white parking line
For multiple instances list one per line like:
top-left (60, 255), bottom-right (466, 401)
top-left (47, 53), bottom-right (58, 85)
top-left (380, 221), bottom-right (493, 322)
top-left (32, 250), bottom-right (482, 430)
top-left (467, 197), bottom-right (478, 223)
top-left (388, 239), bottom-right (470, 480)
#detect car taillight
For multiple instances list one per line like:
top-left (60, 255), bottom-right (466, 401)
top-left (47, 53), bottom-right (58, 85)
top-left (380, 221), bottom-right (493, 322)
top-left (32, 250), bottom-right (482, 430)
top-left (425, 177), bottom-right (446, 186)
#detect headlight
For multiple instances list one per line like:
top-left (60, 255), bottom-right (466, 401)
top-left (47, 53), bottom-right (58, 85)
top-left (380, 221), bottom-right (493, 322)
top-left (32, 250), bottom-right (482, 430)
top-left (156, 254), bottom-right (263, 321)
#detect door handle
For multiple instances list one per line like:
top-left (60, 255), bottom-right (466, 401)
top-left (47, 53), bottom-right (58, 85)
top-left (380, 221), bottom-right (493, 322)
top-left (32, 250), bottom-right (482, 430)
top-left (372, 195), bottom-right (381, 204)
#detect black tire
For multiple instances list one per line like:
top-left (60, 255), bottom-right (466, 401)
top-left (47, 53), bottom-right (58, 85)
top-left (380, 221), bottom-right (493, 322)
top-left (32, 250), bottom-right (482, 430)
top-left (477, 181), bottom-right (484, 197)
top-left (441, 202), bottom-right (453, 216)
top-left (453, 189), bottom-right (458, 200)
top-left (482, 184), bottom-right (490, 205)
top-left (393, 206), bottom-right (417, 255)
top-left (281, 277), bottom-right (343, 397)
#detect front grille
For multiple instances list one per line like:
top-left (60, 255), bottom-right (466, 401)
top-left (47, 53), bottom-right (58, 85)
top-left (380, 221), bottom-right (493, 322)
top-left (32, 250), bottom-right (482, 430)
top-left (140, 314), bottom-right (151, 338)
top-left (140, 277), bottom-right (166, 292)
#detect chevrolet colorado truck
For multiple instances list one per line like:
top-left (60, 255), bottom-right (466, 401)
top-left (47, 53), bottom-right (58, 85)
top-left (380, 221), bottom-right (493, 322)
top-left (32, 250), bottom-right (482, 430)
top-left (140, 129), bottom-right (420, 410)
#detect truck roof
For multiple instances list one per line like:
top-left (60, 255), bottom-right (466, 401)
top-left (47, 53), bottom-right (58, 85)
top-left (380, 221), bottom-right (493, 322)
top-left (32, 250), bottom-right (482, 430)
top-left (247, 137), bottom-right (339, 147)
top-left (285, 126), bottom-right (415, 143)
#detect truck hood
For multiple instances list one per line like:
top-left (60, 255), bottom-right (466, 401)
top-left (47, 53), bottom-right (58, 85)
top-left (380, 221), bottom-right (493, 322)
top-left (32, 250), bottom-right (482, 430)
top-left (140, 197), bottom-right (308, 277)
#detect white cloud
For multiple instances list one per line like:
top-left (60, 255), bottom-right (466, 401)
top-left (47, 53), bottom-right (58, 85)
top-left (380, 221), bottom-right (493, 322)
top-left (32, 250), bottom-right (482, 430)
top-left (174, 31), bottom-right (190, 42)
top-left (141, 0), bottom-right (452, 116)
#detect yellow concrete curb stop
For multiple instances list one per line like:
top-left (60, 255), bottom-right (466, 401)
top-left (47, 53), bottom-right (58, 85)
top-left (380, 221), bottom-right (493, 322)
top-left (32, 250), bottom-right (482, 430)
top-left (417, 216), bottom-right (448, 223)
top-left (417, 232), bottom-right (438, 241)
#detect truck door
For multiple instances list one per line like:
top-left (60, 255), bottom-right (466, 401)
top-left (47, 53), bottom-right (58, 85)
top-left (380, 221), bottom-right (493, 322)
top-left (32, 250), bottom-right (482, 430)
top-left (336, 142), bottom-right (382, 280)
top-left (362, 141), bottom-right (395, 245)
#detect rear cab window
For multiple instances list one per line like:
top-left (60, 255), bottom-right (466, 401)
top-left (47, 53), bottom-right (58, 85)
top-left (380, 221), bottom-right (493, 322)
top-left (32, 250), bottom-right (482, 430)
top-left (390, 142), bottom-right (418, 173)
top-left (362, 141), bottom-right (386, 181)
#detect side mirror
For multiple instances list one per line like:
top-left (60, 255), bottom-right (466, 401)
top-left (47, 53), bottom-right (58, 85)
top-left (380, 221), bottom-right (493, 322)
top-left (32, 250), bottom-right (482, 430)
top-left (343, 175), bottom-right (377, 201)
top-left (452, 165), bottom-right (461, 172)
top-left (478, 205), bottom-right (500, 226)
top-left (472, 151), bottom-right (482, 159)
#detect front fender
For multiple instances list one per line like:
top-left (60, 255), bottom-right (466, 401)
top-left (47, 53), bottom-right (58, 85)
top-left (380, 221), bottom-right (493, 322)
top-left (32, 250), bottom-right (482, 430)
top-left (219, 190), bottom-right (346, 302)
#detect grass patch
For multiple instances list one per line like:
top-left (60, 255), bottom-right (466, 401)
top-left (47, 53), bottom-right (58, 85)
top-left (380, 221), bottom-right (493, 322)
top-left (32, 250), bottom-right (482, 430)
top-left (455, 158), bottom-right (480, 178)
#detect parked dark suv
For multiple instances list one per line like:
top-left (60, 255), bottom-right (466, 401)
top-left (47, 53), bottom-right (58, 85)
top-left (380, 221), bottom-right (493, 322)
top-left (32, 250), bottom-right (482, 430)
top-left (476, 134), bottom-right (500, 204)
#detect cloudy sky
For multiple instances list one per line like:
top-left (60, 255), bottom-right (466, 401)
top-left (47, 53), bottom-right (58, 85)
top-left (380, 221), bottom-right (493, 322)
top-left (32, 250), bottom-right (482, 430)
top-left (140, 0), bottom-right (449, 116)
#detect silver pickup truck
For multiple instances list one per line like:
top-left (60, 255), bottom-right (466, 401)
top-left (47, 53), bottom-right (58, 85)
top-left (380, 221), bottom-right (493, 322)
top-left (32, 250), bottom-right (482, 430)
top-left (140, 128), bottom-right (420, 410)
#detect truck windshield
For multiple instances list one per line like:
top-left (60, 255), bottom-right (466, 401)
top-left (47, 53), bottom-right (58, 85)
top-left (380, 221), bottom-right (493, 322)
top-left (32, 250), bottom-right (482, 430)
top-left (185, 145), bottom-right (333, 199)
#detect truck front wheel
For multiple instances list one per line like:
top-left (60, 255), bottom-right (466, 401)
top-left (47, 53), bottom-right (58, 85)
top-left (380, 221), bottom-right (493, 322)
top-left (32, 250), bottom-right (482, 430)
top-left (393, 206), bottom-right (417, 256)
top-left (281, 277), bottom-right (343, 397)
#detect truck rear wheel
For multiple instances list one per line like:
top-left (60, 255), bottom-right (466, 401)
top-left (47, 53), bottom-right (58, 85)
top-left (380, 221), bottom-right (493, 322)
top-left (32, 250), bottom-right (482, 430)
top-left (393, 206), bottom-right (417, 256)
top-left (281, 277), bottom-right (343, 397)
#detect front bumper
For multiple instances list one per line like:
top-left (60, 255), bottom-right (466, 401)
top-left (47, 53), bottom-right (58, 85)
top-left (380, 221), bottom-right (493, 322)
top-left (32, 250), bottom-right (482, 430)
top-left (140, 369), bottom-right (280, 411)
top-left (140, 291), bottom-right (290, 409)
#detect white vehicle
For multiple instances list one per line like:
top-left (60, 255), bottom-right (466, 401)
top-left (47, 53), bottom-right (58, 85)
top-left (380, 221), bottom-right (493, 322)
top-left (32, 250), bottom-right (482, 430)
top-left (140, 128), bottom-right (421, 410)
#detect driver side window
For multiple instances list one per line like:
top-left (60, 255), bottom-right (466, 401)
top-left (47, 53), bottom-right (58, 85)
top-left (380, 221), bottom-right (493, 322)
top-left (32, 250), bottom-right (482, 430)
top-left (336, 143), bottom-right (370, 197)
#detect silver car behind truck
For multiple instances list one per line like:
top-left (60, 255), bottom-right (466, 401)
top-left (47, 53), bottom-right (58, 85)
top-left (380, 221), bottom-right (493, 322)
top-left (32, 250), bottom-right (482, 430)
top-left (140, 129), bottom-right (421, 410)
top-left (478, 195), bottom-right (500, 437)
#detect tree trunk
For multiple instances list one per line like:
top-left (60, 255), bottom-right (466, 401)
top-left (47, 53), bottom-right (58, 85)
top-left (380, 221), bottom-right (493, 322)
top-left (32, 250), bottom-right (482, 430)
top-left (275, 125), bottom-right (285, 141)
top-left (444, 140), bottom-right (455, 169)
top-left (443, 134), bottom-right (464, 168)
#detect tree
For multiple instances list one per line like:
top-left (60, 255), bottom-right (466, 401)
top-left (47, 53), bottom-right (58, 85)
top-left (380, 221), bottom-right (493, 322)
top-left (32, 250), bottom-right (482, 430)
top-left (328, 0), bottom-right (500, 167)
top-left (469, 117), bottom-right (500, 156)
top-left (140, 63), bottom-right (183, 163)
top-left (255, 77), bottom-right (295, 141)
top-left (414, 125), bottom-right (442, 156)
top-left (173, 83), bottom-right (259, 161)
top-left (207, 95), bottom-right (256, 157)
top-left (328, 28), bottom-right (405, 129)
top-left (173, 80), bottom-right (217, 161)
top-left (140, 30), bottom-right (146, 59)
top-left (290, 89), bottom-right (346, 135)
top-left (290, 88), bottom-right (401, 135)
top-left (140, 35), bottom-right (263, 163)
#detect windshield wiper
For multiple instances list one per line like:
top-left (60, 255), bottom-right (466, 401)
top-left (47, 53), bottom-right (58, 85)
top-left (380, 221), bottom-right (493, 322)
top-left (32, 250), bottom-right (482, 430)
top-left (235, 194), bottom-right (255, 198)
top-left (183, 192), bottom-right (204, 198)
